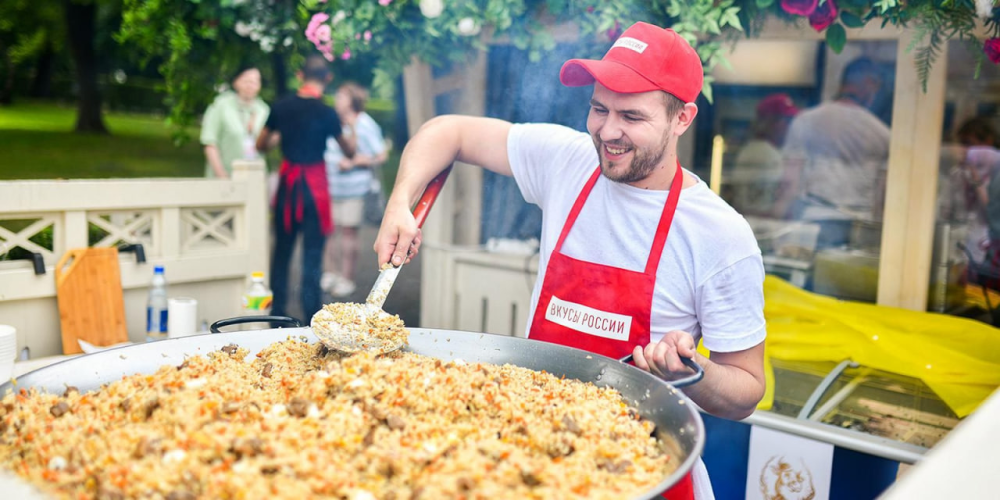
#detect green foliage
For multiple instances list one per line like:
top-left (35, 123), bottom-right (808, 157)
top-left (117, 0), bottom-right (1000, 135)
top-left (0, 0), bottom-right (63, 60)
top-left (840, 11), bottom-right (867, 28)
top-left (902, 0), bottom-right (978, 92)
top-left (117, 0), bottom-right (304, 144)
top-left (826, 23), bottom-right (847, 53)
top-left (0, 0), bottom-right (64, 99)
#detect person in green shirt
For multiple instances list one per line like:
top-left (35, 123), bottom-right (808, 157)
top-left (200, 67), bottom-right (270, 179)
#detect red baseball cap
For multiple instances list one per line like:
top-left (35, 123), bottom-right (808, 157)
top-left (756, 93), bottom-right (799, 118)
top-left (560, 22), bottom-right (704, 103)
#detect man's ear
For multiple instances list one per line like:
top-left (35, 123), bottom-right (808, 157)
top-left (674, 102), bottom-right (699, 137)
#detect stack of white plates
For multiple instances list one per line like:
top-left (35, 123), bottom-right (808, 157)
top-left (0, 325), bottom-right (17, 382)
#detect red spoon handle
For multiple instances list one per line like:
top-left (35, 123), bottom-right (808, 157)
top-left (412, 166), bottom-right (452, 229)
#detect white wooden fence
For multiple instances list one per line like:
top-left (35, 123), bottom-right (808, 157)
top-left (0, 160), bottom-right (269, 358)
top-left (420, 246), bottom-right (537, 338)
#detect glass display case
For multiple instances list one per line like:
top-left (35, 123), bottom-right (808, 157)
top-left (768, 358), bottom-right (958, 449)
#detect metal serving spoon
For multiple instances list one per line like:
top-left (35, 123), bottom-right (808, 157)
top-left (312, 167), bottom-right (452, 355)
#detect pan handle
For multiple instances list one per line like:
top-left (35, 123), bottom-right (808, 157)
top-left (412, 166), bottom-right (452, 229)
top-left (210, 315), bottom-right (302, 333)
top-left (618, 353), bottom-right (704, 388)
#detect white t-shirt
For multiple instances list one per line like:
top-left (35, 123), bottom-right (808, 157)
top-left (781, 101), bottom-right (890, 220)
top-left (509, 123), bottom-right (765, 500)
top-left (508, 123), bottom-right (766, 353)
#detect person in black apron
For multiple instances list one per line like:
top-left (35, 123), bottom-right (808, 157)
top-left (375, 23), bottom-right (767, 500)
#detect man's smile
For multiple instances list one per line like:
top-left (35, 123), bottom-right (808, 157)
top-left (603, 143), bottom-right (632, 159)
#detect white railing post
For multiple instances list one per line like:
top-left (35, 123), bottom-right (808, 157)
top-left (62, 210), bottom-right (88, 255)
top-left (232, 159), bottom-right (269, 284)
top-left (161, 208), bottom-right (181, 259)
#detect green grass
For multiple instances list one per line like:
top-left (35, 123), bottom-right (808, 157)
top-left (0, 100), bottom-right (401, 187)
top-left (0, 101), bottom-right (204, 180)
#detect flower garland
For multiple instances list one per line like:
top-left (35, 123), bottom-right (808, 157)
top-left (299, 0), bottom-right (1000, 98)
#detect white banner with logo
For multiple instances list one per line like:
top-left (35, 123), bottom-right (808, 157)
top-left (746, 425), bottom-right (834, 500)
top-left (544, 295), bottom-right (632, 341)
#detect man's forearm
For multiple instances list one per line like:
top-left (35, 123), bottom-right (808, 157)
top-left (680, 352), bottom-right (765, 420)
top-left (388, 117), bottom-right (462, 209)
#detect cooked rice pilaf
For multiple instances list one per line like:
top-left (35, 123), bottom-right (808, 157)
top-left (312, 303), bottom-right (408, 352)
top-left (1, 339), bottom-right (678, 499)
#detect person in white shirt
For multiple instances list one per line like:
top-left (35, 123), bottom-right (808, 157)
top-left (772, 58), bottom-right (891, 248)
top-left (730, 93), bottom-right (799, 216)
top-left (374, 22), bottom-right (765, 500)
top-left (322, 82), bottom-right (388, 297)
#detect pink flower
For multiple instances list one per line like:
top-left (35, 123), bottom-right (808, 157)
top-left (305, 13), bottom-right (330, 45)
top-left (606, 20), bottom-right (621, 40)
top-left (315, 24), bottom-right (331, 43)
top-left (986, 38), bottom-right (1000, 64)
top-left (781, 0), bottom-right (818, 16)
top-left (379, 0), bottom-right (392, 5)
top-left (341, 47), bottom-right (352, 60)
top-left (808, 0), bottom-right (837, 31)
top-left (364, 30), bottom-right (372, 42)
top-left (355, 33), bottom-right (361, 40)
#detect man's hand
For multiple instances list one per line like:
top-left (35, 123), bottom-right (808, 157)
top-left (632, 331), bottom-right (697, 382)
top-left (338, 158), bottom-right (353, 171)
top-left (634, 336), bottom-right (766, 420)
top-left (374, 200), bottom-right (423, 267)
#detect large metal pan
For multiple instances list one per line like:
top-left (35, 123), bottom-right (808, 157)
top-left (0, 325), bottom-right (705, 500)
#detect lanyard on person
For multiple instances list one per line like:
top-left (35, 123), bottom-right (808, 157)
top-left (238, 105), bottom-right (256, 136)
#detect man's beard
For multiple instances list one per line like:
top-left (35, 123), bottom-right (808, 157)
top-left (593, 130), bottom-right (672, 184)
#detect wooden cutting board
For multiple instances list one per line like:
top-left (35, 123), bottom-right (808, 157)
top-left (55, 248), bottom-right (129, 354)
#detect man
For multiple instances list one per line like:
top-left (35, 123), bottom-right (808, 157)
top-left (772, 58), bottom-right (891, 248)
top-left (322, 82), bottom-right (388, 297)
top-left (256, 55), bottom-right (356, 321)
top-left (730, 93), bottom-right (799, 215)
top-left (375, 22), bottom-right (765, 500)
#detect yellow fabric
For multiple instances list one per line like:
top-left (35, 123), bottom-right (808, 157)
top-left (761, 275), bottom-right (1000, 417)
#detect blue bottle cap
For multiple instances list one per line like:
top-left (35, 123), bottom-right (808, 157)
top-left (154, 265), bottom-right (165, 274)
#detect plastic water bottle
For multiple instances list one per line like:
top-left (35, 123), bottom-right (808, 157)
top-left (146, 265), bottom-right (168, 341)
top-left (242, 271), bottom-right (273, 316)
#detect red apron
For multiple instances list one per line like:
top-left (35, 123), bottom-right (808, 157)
top-left (528, 161), bottom-right (695, 500)
top-left (278, 159), bottom-right (334, 237)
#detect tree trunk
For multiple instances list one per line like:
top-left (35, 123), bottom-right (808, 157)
top-left (30, 39), bottom-right (55, 98)
top-left (0, 41), bottom-right (13, 105)
top-left (65, 0), bottom-right (108, 134)
top-left (271, 51), bottom-right (289, 98)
